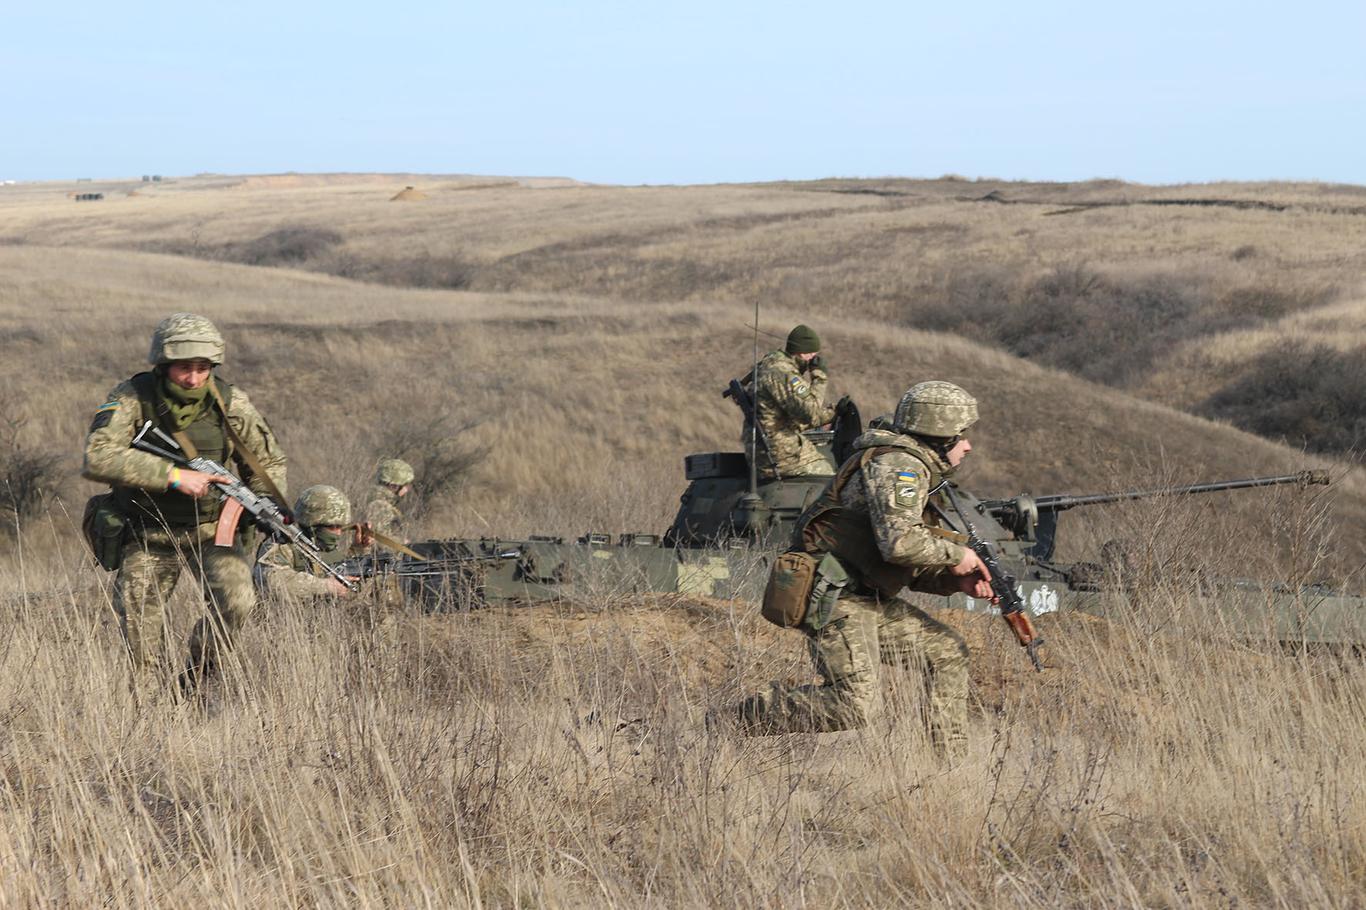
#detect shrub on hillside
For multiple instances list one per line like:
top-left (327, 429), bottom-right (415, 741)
top-left (1200, 342), bottom-right (1366, 454)
top-left (907, 265), bottom-right (1336, 389)
top-left (329, 251), bottom-right (476, 290)
top-left (0, 405), bottom-right (62, 531)
top-left (910, 264), bottom-right (1208, 386)
top-left (222, 226), bottom-right (344, 266)
top-left (371, 410), bottom-right (487, 520)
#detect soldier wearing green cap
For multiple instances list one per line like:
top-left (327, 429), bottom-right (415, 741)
top-left (735, 380), bottom-right (994, 761)
top-left (256, 485), bottom-right (367, 599)
top-left (742, 324), bottom-right (837, 480)
top-left (362, 458), bottom-right (414, 541)
top-left (82, 313), bottom-right (287, 698)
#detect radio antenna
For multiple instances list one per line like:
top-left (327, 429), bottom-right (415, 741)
top-left (748, 299), bottom-right (760, 496)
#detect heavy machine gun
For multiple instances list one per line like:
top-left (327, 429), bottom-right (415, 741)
top-left (979, 471), bottom-right (1331, 561)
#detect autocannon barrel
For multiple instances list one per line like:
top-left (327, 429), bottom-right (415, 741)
top-left (984, 470), bottom-right (1330, 517)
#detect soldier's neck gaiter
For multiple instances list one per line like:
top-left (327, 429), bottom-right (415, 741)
top-left (312, 528), bottom-right (343, 551)
top-left (160, 377), bottom-right (211, 430)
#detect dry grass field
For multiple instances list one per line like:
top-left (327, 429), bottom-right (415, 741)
top-left (1, 173), bottom-right (1364, 907)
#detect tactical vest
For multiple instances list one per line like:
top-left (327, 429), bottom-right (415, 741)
top-left (794, 438), bottom-right (947, 597)
top-left (114, 371), bottom-right (237, 530)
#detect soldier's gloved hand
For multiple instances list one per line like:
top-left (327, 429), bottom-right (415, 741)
top-left (809, 354), bottom-right (827, 374)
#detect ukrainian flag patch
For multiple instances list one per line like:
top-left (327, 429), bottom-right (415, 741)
top-left (96, 401), bottom-right (119, 413)
top-left (897, 471), bottom-right (918, 482)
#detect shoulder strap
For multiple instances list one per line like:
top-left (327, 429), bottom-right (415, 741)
top-left (207, 377), bottom-right (290, 511)
top-left (831, 445), bottom-right (898, 499)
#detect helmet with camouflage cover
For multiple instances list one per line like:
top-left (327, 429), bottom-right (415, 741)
top-left (376, 458), bottom-right (415, 486)
top-left (893, 381), bottom-right (978, 438)
top-left (294, 485), bottom-right (351, 527)
top-left (148, 313), bottom-right (225, 365)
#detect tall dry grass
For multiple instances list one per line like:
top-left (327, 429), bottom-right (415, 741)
top-left (2, 175), bottom-right (1365, 905)
top-left (1, 491), bottom-right (1363, 907)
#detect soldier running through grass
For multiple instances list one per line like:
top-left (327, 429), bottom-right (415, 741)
top-left (82, 313), bottom-right (287, 699)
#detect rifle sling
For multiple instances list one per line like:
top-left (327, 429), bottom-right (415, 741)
top-left (206, 377), bottom-right (290, 510)
top-left (357, 526), bottom-right (425, 560)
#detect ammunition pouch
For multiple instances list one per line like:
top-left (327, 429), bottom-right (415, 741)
top-left (82, 493), bottom-right (128, 572)
top-left (760, 551), bottom-right (850, 631)
top-left (805, 553), bottom-right (850, 631)
top-left (761, 551), bottom-right (819, 628)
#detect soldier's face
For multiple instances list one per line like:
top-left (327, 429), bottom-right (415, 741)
top-left (794, 352), bottom-right (818, 364)
top-left (166, 359), bottom-right (213, 390)
top-left (946, 437), bottom-right (972, 467)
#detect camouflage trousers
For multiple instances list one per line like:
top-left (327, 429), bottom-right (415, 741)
top-left (113, 524), bottom-right (256, 682)
top-left (739, 593), bottom-right (970, 757)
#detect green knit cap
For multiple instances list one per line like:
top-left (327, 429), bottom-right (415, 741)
top-left (785, 324), bottom-right (821, 354)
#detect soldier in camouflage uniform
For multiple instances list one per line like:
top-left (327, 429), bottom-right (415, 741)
top-left (82, 314), bottom-right (287, 696)
top-left (256, 485), bottom-right (365, 600)
top-left (743, 324), bottom-right (837, 480)
top-left (737, 381), bottom-right (995, 760)
top-left (362, 458), bottom-right (414, 541)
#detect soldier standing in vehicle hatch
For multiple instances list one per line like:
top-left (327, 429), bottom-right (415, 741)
top-left (742, 324), bottom-right (837, 480)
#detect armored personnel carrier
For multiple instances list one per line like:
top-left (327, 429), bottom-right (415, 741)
top-left (349, 424), bottom-right (1366, 646)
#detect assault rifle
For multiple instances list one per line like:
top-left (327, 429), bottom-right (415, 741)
top-left (940, 483), bottom-right (1045, 672)
top-left (131, 421), bottom-right (358, 592)
top-left (723, 378), bottom-right (782, 482)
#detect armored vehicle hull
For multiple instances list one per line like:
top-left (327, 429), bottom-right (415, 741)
top-left (379, 441), bottom-right (1366, 647)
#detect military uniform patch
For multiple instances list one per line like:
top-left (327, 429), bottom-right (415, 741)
top-left (893, 471), bottom-right (919, 508)
top-left (90, 401), bottom-right (118, 432)
top-left (788, 375), bottom-right (810, 396)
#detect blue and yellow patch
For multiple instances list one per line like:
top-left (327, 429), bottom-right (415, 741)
top-left (893, 470), bottom-right (922, 508)
top-left (96, 401), bottom-right (119, 413)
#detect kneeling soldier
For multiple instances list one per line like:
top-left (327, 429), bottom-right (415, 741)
top-left (737, 381), bottom-right (995, 760)
top-left (256, 485), bottom-right (366, 600)
top-left (363, 458), bottom-right (414, 541)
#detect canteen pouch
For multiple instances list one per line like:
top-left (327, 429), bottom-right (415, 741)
top-left (761, 551), bottom-right (820, 628)
top-left (82, 493), bottom-right (127, 572)
top-left (804, 553), bottom-right (851, 631)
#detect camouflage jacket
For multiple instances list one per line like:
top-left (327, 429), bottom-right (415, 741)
top-left (255, 536), bottom-right (355, 600)
top-left (798, 427), bottom-right (963, 598)
top-left (839, 428), bottom-right (962, 569)
top-left (82, 374), bottom-right (286, 529)
top-left (362, 485), bottom-right (405, 540)
top-left (744, 350), bottom-right (836, 480)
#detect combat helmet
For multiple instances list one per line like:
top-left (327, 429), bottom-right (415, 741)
top-left (376, 458), bottom-right (415, 486)
top-left (148, 313), bottom-right (225, 365)
top-left (893, 381), bottom-right (978, 438)
top-left (294, 485), bottom-right (351, 527)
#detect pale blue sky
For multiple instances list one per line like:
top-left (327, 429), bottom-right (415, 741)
top-left (4, 1), bottom-right (1363, 185)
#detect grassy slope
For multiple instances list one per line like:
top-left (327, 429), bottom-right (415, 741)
top-left (0, 241), bottom-right (1359, 571)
